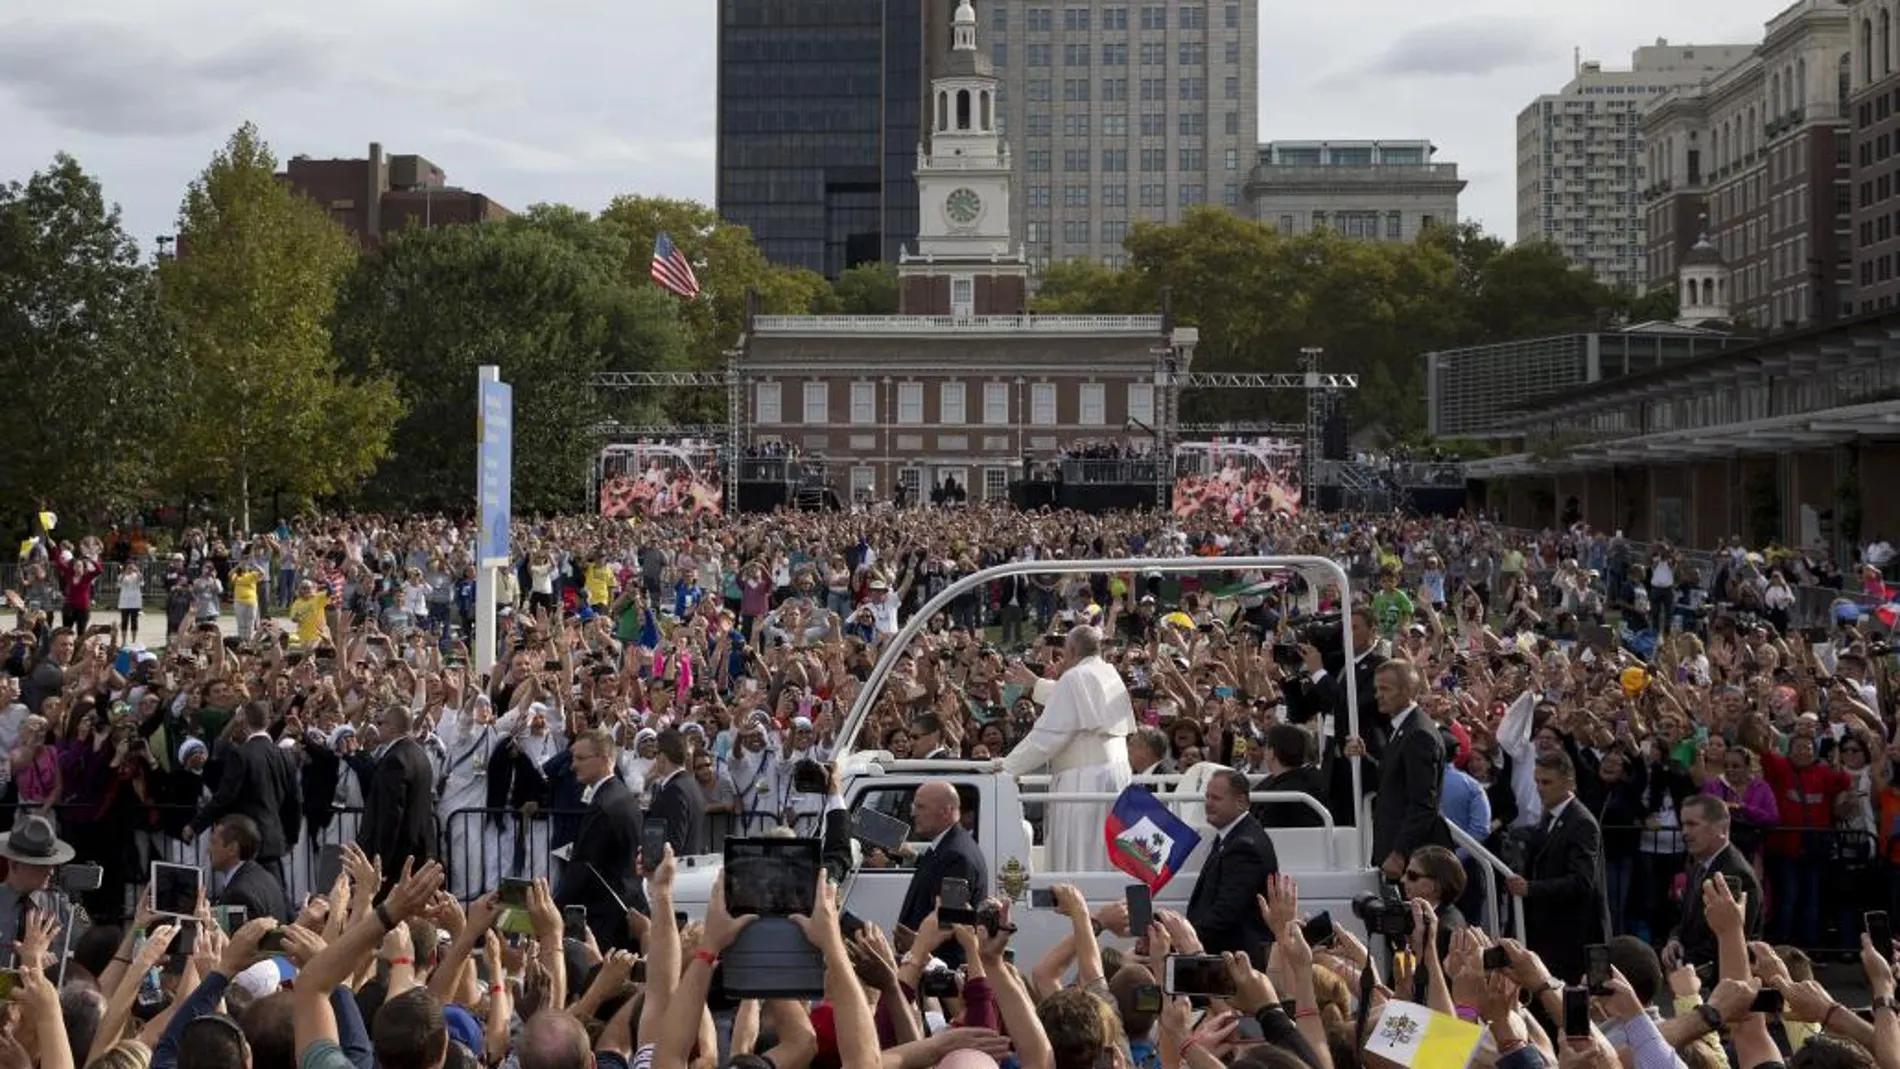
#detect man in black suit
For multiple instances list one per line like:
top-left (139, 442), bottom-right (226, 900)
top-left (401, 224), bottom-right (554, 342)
top-left (188, 702), bottom-right (301, 884)
top-left (1665, 794), bottom-right (1764, 969)
top-left (1357, 660), bottom-right (1448, 880)
top-left (1250, 724), bottom-right (1328, 829)
top-left (646, 728), bottom-right (707, 857)
top-left (1282, 607), bottom-right (1387, 826)
top-left (555, 728), bottom-right (646, 948)
top-left (357, 705), bottom-right (439, 892)
top-left (896, 779), bottom-right (987, 967)
top-left (1506, 750), bottom-right (1610, 984)
top-left (1186, 769), bottom-right (1279, 960)
top-left (207, 814), bottom-right (290, 922)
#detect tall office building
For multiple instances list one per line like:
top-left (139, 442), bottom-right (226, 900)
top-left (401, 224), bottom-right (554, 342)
top-left (716, 0), bottom-right (924, 277)
top-left (1246, 140), bottom-right (1465, 241)
top-left (983, 0), bottom-right (1259, 269)
top-left (1849, 0), bottom-right (1900, 312)
top-left (1516, 39), bottom-right (1756, 290)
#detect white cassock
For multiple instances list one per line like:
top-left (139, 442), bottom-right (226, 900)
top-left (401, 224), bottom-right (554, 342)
top-left (1001, 655), bottom-right (1137, 874)
top-left (438, 706), bottom-right (523, 901)
top-left (775, 748), bottom-right (825, 837)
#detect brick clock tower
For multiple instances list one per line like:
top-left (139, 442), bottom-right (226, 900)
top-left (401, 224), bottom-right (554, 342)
top-left (898, 0), bottom-right (1030, 316)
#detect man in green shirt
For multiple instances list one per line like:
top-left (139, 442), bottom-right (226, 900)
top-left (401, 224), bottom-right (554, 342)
top-left (1370, 569), bottom-right (1415, 640)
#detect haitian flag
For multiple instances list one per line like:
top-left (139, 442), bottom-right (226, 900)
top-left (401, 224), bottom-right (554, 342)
top-left (1104, 785), bottom-right (1202, 893)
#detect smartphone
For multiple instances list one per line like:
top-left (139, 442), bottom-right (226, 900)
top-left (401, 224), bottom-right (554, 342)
top-left (1562, 986), bottom-right (1592, 1039)
top-left (215, 906), bottom-right (248, 935)
top-left (1030, 887), bottom-right (1057, 910)
top-left (939, 877), bottom-right (977, 926)
top-left (1868, 911), bottom-right (1894, 958)
top-left (628, 959), bottom-right (648, 983)
top-left (850, 808), bottom-right (911, 854)
top-left (642, 823), bottom-right (669, 872)
top-left (1301, 910), bottom-right (1336, 948)
top-left (1164, 954), bottom-right (1237, 998)
top-left (258, 928), bottom-right (288, 954)
top-left (1586, 943), bottom-right (1611, 995)
top-left (1133, 984), bottom-right (1164, 1014)
top-left (1751, 989), bottom-right (1785, 1014)
top-left (563, 905), bottom-right (589, 941)
top-left (314, 844), bottom-right (346, 893)
top-left (149, 862), bottom-right (202, 916)
top-left (498, 877), bottom-right (533, 909)
top-left (1126, 885), bottom-right (1154, 938)
top-left (1482, 946), bottom-right (1512, 971)
top-left (673, 911), bottom-right (688, 928)
top-left (920, 968), bottom-right (961, 998)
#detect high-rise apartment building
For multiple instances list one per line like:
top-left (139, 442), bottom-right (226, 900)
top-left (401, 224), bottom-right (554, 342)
top-left (1849, 0), bottom-right (1900, 311)
top-left (1245, 140), bottom-right (1464, 241)
top-left (982, 0), bottom-right (1259, 269)
top-left (1516, 39), bottom-right (1756, 290)
top-left (1637, 1), bottom-right (1852, 329)
top-left (715, 0), bottom-right (924, 277)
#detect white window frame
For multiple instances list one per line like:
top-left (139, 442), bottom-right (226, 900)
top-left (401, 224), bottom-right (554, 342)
top-left (1031, 382), bottom-right (1058, 425)
top-left (983, 382), bottom-right (1010, 424)
top-left (940, 382), bottom-right (967, 425)
top-left (802, 381), bottom-right (828, 424)
top-left (850, 381), bottom-right (876, 424)
top-left (1079, 382), bottom-right (1106, 425)
top-left (756, 382), bottom-right (782, 424)
top-left (1127, 382), bottom-right (1155, 425)
top-left (850, 466), bottom-right (877, 501)
top-left (898, 468), bottom-right (923, 498)
top-left (983, 467), bottom-right (1010, 500)
top-left (951, 275), bottom-right (975, 317)
top-left (897, 382), bottom-right (924, 424)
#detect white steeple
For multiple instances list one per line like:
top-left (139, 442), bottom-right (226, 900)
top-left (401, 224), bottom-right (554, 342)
top-left (1677, 216), bottom-right (1731, 326)
top-left (953, 0), bottom-right (977, 52)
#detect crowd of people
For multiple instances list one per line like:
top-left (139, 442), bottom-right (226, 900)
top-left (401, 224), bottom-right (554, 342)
top-left (2, 502), bottom-right (1899, 1069)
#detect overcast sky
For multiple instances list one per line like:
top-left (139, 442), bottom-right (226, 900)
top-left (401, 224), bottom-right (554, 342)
top-left (2, 0), bottom-right (1784, 259)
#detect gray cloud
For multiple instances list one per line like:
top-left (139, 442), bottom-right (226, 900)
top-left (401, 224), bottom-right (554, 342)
top-left (1370, 17), bottom-right (1555, 78)
top-left (0, 18), bottom-right (336, 136)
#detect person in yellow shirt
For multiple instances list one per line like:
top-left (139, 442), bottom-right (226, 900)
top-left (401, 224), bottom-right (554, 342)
top-left (231, 563), bottom-right (261, 640)
top-left (584, 556), bottom-right (616, 609)
top-left (290, 581), bottom-right (329, 647)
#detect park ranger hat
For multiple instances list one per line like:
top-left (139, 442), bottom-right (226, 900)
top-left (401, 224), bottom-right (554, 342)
top-left (0, 815), bottom-right (75, 867)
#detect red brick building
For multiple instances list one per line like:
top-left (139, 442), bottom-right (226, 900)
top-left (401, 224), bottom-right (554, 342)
top-left (279, 142), bottom-right (511, 249)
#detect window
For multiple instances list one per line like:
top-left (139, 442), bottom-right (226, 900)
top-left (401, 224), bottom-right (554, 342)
top-left (1224, 3), bottom-right (1240, 27)
top-left (1279, 213), bottom-right (1294, 233)
top-left (940, 382), bottom-right (967, 424)
top-left (802, 382), bottom-right (828, 424)
top-left (1221, 182), bottom-right (1238, 206)
top-left (1064, 184), bottom-right (1091, 207)
top-left (1063, 78), bottom-right (1091, 103)
top-left (850, 382), bottom-right (876, 424)
top-left (1179, 77), bottom-right (1206, 100)
top-left (1127, 382), bottom-right (1155, 424)
top-left (1031, 382), bottom-right (1058, 424)
top-left (1103, 114), bottom-right (1128, 136)
top-left (1224, 147), bottom-right (1238, 169)
top-left (897, 468), bottom-right (922, 500)
top-left (897, 383), bottom-right (924, 424)
top-left (1027, 185), bottom-right (1051, 208)
top-left (1179, 42), bottom-right (1206, 66)
top-left (1064, 43), bottom-right (1090, 66)
top-left (1140, 5), bottom-right (1166, 30)
top-left (1064, 6), bottom-right (1090, 30)
top-left (1179, 147), bottom-right (1205, 170)
top-left (1026, 7), bottom-right (1052, 31)
top-left (1064, 149), bottom-right (1090, 172)
top-left (1141, 148), bottom-right (1167, 171)
top-left (1224, 42), bottom-right (1240, 66)
top-left (1028, 80), bottom-right (1052, 103)
top-left (1139, 183), bottom-right (1165, 207)
top-left (1028, 150), bottom-right (1051, 172)
top-left (1103, 184), bottom-right (1129, 206)
top-left (992, 5), bottom-right (1008, 29)
top-left (1103, 220), bottom-right (1129, 244)
top-left (1224, 111), bottom-right (1239, 135)
top-left (1102, 6), bottom-right (1127, 30)
top-left (1102, 42), bottom-right (1128, 66)
top-left (1179, 113), bottom-right (1206, 136)
top-left (993, 42), bottom-right (1007, 67)
top-left (849, 467), bottom-right (876, 503)
top-left (1140, 41), bottom-right (1166, 66)
top-left (1100, 77), bottom-right (1128, 102)
top-left (984, 468), bottom-right (1009, 502)
top-left (1062, 114), bottom-right (1090, 137)
top-left (1025, 221), bottom-right (1048, 243)
top-left (950, 277), bottom-right (974, 318)
top-left (1386, 212), bottom-right (1402, 239)
top-left (1079, 383), bottom-right (1106, 425)
top-left (1027, 113), bottom-right (1052, 137)
top-left (1178, 184), bottom-right (1205, 205)
top-left (1027, 43), bottom-right (1052, 66)
top-left (1180, 5), bottom-right (1205, 29)
top-left (755, 382), bottom-right (781, 424)
top-left (1102, 148), bottom-right (1128, 171)
top-left (1062, 219), bottom-right (1089, 243)
top-left (1140, 112), bottom-right (1166, 135)
top-left (983, 382), bottom-right (1010, 424)
top-left (1224, 76), bottom-right (1239, 100)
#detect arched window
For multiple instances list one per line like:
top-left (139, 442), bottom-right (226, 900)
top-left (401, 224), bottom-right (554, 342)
top-left (1704, 278), bottom-right (1715, 306)
top-left (1865, 18), bottom-right (1876, 84)
top-left (937, 90), bottom-right (949, 131)
top-left (956, 89), bottom-right (971, 130)
top-left (1796, 58), bottom-right (1807, 106)
top-left (1746, 106), bottom-right (1755, 155)
top-left (1882, 11), bottom-right (1892, 78)
top-left (980, 90), bottom-right (991, 131)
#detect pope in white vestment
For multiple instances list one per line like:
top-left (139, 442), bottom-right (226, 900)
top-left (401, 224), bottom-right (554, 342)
top-left (1000, 626), bottom-right (1136, 874)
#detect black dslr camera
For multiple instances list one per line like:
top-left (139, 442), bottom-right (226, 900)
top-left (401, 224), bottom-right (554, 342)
top-left (1351, 888), bottom-right (1414, 940)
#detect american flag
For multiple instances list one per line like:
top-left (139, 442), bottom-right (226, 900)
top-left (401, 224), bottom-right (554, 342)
top-left (650, 232), bottom-right (701, 299)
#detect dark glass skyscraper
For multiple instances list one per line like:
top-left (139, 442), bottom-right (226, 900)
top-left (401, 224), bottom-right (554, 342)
top-left (716, 0), bottom-right (925, 278)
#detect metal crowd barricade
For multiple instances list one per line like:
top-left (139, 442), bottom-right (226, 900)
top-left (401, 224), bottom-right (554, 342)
top-left (442, 806), bottom-right (591, 901)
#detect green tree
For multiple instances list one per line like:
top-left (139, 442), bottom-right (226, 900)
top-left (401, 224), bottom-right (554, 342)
top-left (159, 124), bottom-right (402, 528)
top-left (1624, 284), bottom-right (1682, 323)
top-left (331, 212), bottom-right (688, 512)
top-left (0, 154), bottom-right (175, 522)
top-left (827, 263), bottom-right (900, 315)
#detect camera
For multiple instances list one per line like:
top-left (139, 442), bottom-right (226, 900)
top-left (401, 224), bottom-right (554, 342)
top-left (1351, 891), bottom-right (1414, 939)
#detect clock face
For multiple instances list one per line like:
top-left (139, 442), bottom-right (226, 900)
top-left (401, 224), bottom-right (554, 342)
top-left (945, 187), bottom-right (983, 226)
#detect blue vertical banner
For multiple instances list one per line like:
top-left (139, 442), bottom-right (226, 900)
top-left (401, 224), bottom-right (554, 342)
top-left (477, 375), bottom-right (513, 566)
